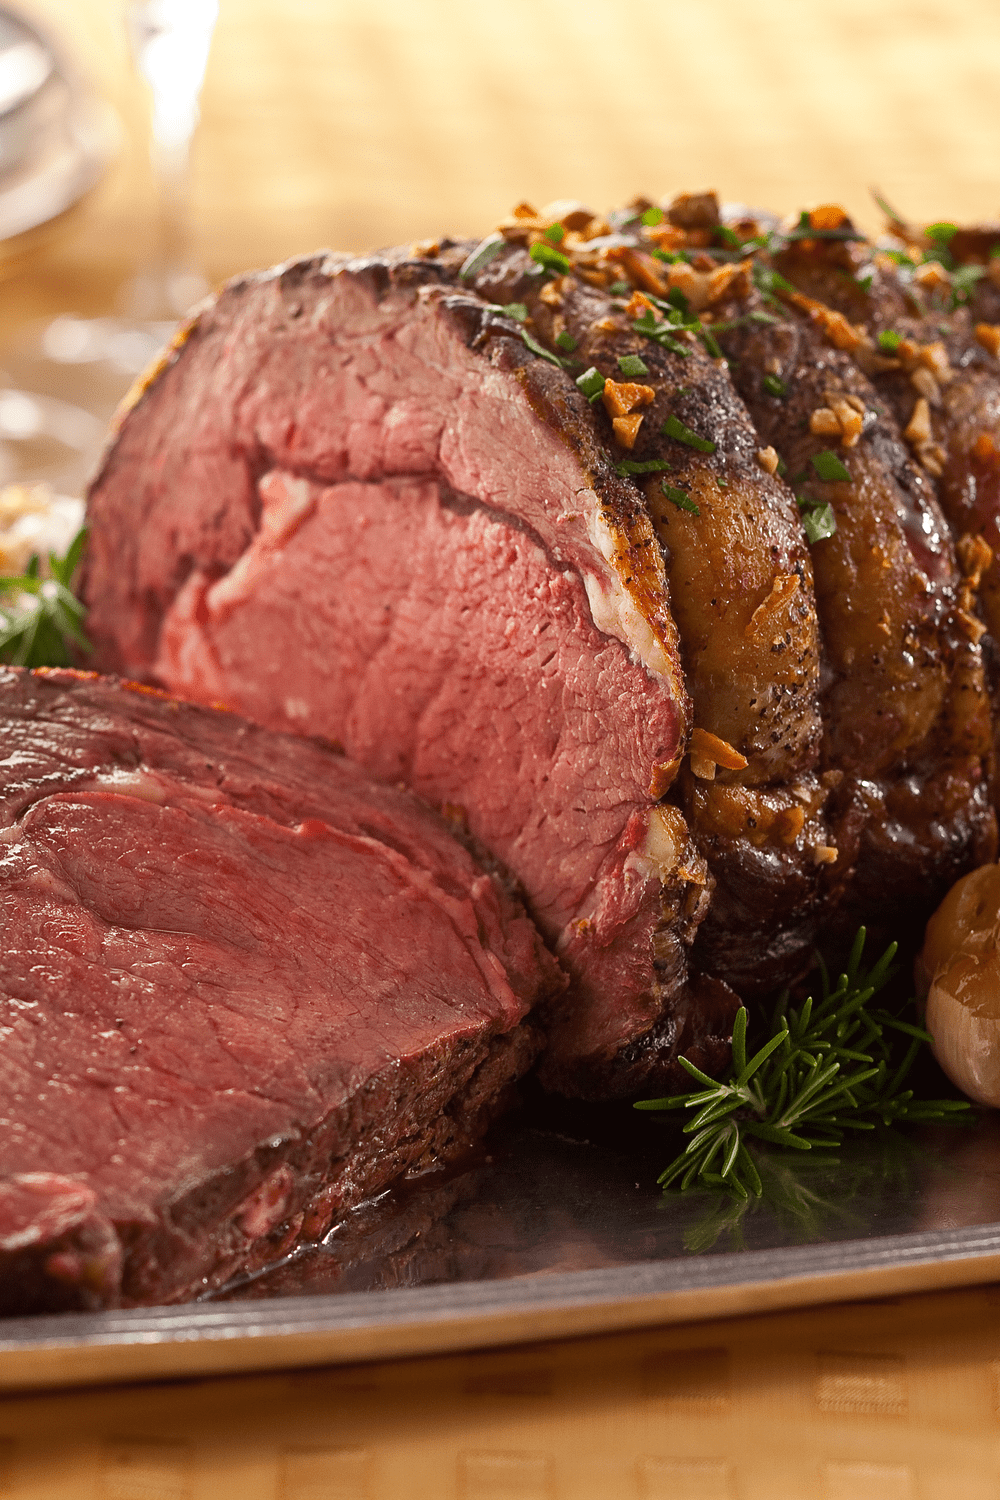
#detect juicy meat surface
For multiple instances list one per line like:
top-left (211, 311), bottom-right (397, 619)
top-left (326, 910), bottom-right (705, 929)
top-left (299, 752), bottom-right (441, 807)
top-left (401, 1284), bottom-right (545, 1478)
top-left (82, 194), bottom-right (1000, 1100)
top-left (84, 248), bottom-right (739, 1099)
top-left (0, 667), bottom-right (559, 1312)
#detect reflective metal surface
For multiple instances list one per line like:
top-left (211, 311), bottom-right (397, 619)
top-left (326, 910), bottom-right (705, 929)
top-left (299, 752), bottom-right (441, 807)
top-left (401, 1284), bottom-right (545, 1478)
top-left (2, 1090), bottom-right (1000, 1391)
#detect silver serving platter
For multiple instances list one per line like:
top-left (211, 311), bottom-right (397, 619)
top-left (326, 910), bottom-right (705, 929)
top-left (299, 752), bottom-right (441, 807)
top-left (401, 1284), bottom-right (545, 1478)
top-left (3, 1097), bottom-right (1000, 1392)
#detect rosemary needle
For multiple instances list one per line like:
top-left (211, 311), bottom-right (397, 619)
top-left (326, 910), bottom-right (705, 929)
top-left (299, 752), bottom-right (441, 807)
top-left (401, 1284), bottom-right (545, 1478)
top-left (635, 929), bottom-right (971, 1199)
top-left (0, 526), bottom-right (90, 668)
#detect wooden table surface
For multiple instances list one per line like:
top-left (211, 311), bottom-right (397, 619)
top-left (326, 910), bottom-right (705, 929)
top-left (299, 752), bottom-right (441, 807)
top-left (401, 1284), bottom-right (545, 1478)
top-left (4, 2), bottom-right (1000, 1494)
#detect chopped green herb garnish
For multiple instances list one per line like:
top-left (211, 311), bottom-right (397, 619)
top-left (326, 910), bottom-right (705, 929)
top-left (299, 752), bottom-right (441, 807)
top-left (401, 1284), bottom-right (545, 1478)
top-left (519, 328), bottom-right (565, 367)
top-left (714, 224), bottom-right (741, 249)
top-left (635, 928), bottom-right (970, 1199)
top-left (762, 373), bottom-right (786, 397)
top-left (652, 248), bottom-right (691, 265)
top-left (616, 458), bottom-right (673, 477)
top-left (618, 353), bottom-right (650, 378)
top-left (881, 248), bottom-right (916, 268)
top-left (544, 222), bottom-right (565, 244)
top-left (799, 500), bottom-right (837, 542)
top-left (699, 326), bottom-right (724, 360)
top-left (855, 264), bottom-right (876, 291)
top-left (749, 310), bottom-right (782, 325)
top-left (458, 233), bottom-right (506, 280)
top-left (556, 331), bottom-right (578, 351)
top-left (641, 206), bottom-right (664, 227)
top-left (753, 263), bottom-right (796, 300)
top-left (632, 310), bottom-right (692, 357)
top-left (575, 366), bottom-right (606, 401)
top-left (662, 413), bottom-right (716, 453)
top-left (776, 456), bottom-right (787, 477)
top-left (716, 478), bottom-right (728, 489)
top-left (661, 480), bottom-right (700, 515)
top-left (877, 329), bottom-right (902, 351)
top-left (926, 221), bottom-right (958, 244)
top-left (0, 527), bottom-right (90, 667)
top-left (484, 300), bottom-right (528, 323)
top-left (667, 287), bottom-right (690, 315)
top-left (951, 264), bottom-right (985, 306)
top-left (609, 280), bottom-right (631, 295)
top-left (811, 449), bottom-right (851, 482)
top-left (529, 241), bottom-right (570, 274)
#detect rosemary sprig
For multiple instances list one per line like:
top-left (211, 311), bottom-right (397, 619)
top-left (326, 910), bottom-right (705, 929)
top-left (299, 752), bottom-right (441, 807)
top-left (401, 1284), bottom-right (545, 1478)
top-left (0, 527), bottom-right (90, 668)
top-left (635, 929), bottom-right (971, 1199)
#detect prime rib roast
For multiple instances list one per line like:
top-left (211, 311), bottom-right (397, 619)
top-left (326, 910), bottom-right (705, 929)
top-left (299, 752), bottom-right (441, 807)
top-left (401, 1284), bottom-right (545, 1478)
top-left (82, 191), bottom-right (1000, 1105)
top-left (0, 667), bottom-right (559, 1312)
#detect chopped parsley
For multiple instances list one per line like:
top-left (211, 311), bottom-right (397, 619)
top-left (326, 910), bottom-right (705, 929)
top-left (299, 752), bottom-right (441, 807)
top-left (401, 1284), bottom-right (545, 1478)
top-left (576, 366), bottom-right (606, 401)
top-left (609, 280), bottom-right (632, 295)
top-left (799, 500), bottom-right (837, 543)
top-left (616, 458), bottom-right (672, 477)
top-left (483, 300), bottom-right (528, 323)
top-left (529, 241), bottom-right (570, 274)
top-left (632, 309), bottom-right (692, 357)
top-left (544, 222), bottom-right (566, 244)
top-left (762, 373), bottom-right (786, 397)
top-left (699, 326), bottom-right (724, 359)
top-left (951, 264), bottom-right (985, 306)
top-left (641, 206), bottom-right (664, 227)
top-left (661, 480), bottom-right (700, 515)
top-left (519, 328), bottom-right (565, 367)
top-left (618, 353), bottom-right (650, 377)
top-left (652, 248), bottom-right (691, 265)
top-left (714, 224), bottom-right (741, 249)
top-left (811, 450), bottom-right (851, 482)
top-left (556, 331), bottom-right (578, 351)
top-left (458, 233), bottom-right (507, 281)
top-left (662, 413), bottom-right (716, 453)
top-left (877, 329), bottom-right (902, 351)
top-left (776, 455), bottom-right (787, 477)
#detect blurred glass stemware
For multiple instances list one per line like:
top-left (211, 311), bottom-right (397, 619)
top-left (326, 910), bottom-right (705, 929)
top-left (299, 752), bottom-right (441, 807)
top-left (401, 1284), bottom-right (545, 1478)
top-left (0, 0), bottom-right (218, 516)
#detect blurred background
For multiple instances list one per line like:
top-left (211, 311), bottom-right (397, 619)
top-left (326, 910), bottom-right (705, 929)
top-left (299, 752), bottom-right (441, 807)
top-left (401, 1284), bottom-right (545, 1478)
top-left (11, 0), bottom-right (1000, 309)
top-left (0, 0), bottom-right (999, 502)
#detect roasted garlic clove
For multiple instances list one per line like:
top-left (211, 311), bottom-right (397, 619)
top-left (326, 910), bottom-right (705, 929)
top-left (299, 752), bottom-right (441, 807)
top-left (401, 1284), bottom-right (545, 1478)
top-left (919, 863), bottom-right (1000, 1106)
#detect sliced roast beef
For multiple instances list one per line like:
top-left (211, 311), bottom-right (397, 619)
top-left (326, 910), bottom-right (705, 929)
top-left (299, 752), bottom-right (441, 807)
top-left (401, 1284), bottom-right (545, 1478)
top-left (83, 244), bottom-right (746, 1099)
top-left (0, 667), bottom-right (560, 1312)
top-left (82, 194), bottom-right (1000, 1099)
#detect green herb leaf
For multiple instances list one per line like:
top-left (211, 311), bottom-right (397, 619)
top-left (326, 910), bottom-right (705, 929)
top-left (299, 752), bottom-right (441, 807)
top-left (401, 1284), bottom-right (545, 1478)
top-left (800, 501), bottom-right (837, 543)
top-left (662, 413), bottom-right (716, 453)
top-left (575, 366), bottom-right (606, 401)
top-left (529, 241), bottom-right (571, 274)
top-left (877, 329), bottom-right (902, 351)
top-left (618, 353), bottom-right (650, 377)
top-left (458, 233), bottom-right (506, 280)
top-left (632, 313), bottom-right (692, 357)
top-left (0, 527), bottom-right (91, 668)
top-left (544, 222), bottom-right (566, 244)
top-left (811, 450), bottom-right (851, 482)
top-left (714, 224), bottom-right (741, 249)
top-left (484, 301), bottom-right (529, 323)
top-left (661, 480), bottom-right (700, 515)
top-left (609, 280), bottom-right (632, 295)
top-left (951, 264), bottom-right (985, 306)
top-left (762, 373), bottom-right (786, 397)
top-left (652, 248), bottom-right (691, 265)
top-left (641, 206), bottom-right (664, 227)
top-left (615, 458), bottom-right (673, 477)
top-left (637, 928), bottom-right (972, 1198)
top-left (926, 221), bottom-right (958, 244)
top-left (556, 331), bottom-right (578, 351)
top-left (519, 328), bottom-right (565, 367)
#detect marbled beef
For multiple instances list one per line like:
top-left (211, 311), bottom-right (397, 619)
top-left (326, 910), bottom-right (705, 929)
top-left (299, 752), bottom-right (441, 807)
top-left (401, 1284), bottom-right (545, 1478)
top-left (0, 667), bottom-right (559, 1312)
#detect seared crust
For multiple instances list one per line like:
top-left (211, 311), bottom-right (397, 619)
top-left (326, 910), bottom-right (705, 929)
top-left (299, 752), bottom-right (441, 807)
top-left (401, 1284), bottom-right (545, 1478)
top-left (82, 194), bottom-right (1000, 1095)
